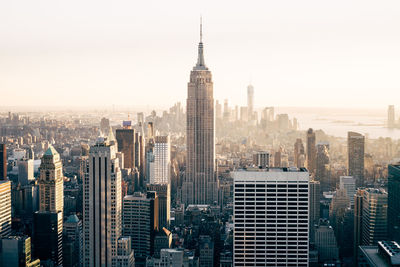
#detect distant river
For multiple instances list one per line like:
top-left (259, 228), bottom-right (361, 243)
top-left (274, 107), bottom-right (400, 139)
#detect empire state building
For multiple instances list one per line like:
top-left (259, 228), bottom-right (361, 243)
top-left (182, 22), bottom-right (218, 205)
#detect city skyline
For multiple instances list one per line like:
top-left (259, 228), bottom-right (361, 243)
top-left (1, 0), bottom-right (400, 108)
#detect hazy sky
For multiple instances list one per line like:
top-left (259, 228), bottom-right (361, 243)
top-left (1, 0), bottom-right (400, 109)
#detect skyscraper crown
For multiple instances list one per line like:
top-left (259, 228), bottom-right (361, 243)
top-left (194, 17), bottom-right (208, 71)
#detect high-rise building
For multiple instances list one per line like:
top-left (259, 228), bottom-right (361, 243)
top-left (348, 131), bottom-right (365, 188)
top-left (122, 192), bottom-right (159, 262)
top-left (354, 188), bottom-right (365, 262)
top-left (0, 180), bottom-right (11, 238)
top-left (147, 184), bottom-right (170, 229)
top-left (38, 145), bottom-right (64, 213)
top-left (314, 219), bottom-right (339, 262)
top-left (388, 105), bottom-right (396, 128)
top-left (215, 100), bottom-right (222, 120)
top-left (247, 84), bottom-right (254, 121)
top-left (309, 180), bottom-right (321, 242)
top-left (232, 167), bottom-right (309, 266)
top-left (33, 211), bottom-right (63, 266)
top-left (252, 151), bottom-right (270, 168)
top-left (307, 128), bottom-right (316, 174)
top-left (316, 142), bottom-right (330, 192)
top-left (361, 188), bottom-right (388, 246)
top-left (199, 235), bottom-right (214, 267)
top-left (339, 176), bottom-right (356, 208)
top-left (0, 144), bottom-right (6, 180)
top-left (294, 138), bottom-right (306, 168)
top-left (183, 22), bottom-right (217, 205)
top-left (83, 135), bottom-right (122, 267)
top-left (149, 136), bottom-right (170, 184)
top-left (388, 163), bottom-right (400, 242)
top-left (115, 237), bottom-right (135, 267)
top-left (116, 126), bottom-right (136, 169)
top-left (63, 214), bottom-right (83, 267)
top-left (0, 235), bottom-right (37, 267)
top-left (18, 158), bottom-right (34, 186)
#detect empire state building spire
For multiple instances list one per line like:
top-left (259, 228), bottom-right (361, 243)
top-left (194, 17), bottom-right (207, 70)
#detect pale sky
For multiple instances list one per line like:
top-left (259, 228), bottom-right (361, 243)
top-left (1, 0), bottom-right (399, 109)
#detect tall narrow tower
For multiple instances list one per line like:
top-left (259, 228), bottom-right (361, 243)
top-left (38, 145), bottom-right (64, 213)
top-left (183, 20), bottom-right (217, 205)
top-left (247, 84), bottom-right (254, 120)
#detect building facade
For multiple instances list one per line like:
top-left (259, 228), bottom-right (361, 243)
top-left (182, 23), bottom-right (218, 205)
top-left (0, 180), bottom-right (11, 238)
top-left (83, 136), bottom-right (122, 267)
top-left (348, 131), bottom-right (365, 188)
top-left (388, 163), bottom-right (400, 242)
top-left (232, 168), bottom-right (309, 266)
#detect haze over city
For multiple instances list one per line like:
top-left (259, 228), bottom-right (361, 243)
top-left (1, 1), bottom-right (400, 267)
top-left (1, 0), bottom-right (400, 108)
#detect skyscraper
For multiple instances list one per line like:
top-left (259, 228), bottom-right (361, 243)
top-left (233, 167), bottom-right (309, 266)
top-left (116, 125), bottom-right (136, 169)
top-left (252, 151), bottom-right (270, 168)
top-left (123, 192), bottom-right (159, 262)
top-left (339, 176), bottom-right (356, 208)
top-left (309, 180), bottom-right (321, 242)
top-left (247, 84), bottom-right (254, 121)
top-left (387, 163), bottom-right (400, 242)
top-left (83, 134), bottom-right (122, 266)
top-left (353, 188), bottom-right (365, 262)
top-left (316, 142), bottom-right (330, 192)
top-left (0, 180), bottom-right (11, 238)
top-left (147, 183), bottom-right (170, 229)
top-left (294, 138), bottom-right (306, 168)
top-left (361, 188), bottom-right (388, 246)
top-left (0, 144), bottom-right (6, 180)
top-left (0, 235), bottom-right (36, 267)
top-left (388, 105), bottom-right (395, 128)
top-left (149, 136), bottom-right (170, 184)
top-left (348, 131), bottom-right (365, 188)
top-left (183, 21), bottom-right (217, 205)
top-left (38, 145), bottom-right (64, 213)
top-left (307, 128), bottom-right (316, 174)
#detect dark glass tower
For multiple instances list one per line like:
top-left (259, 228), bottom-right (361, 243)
top-left (0, 144), bottom-right (6, 180)
top-left (388, 163), bottom-right (400, 242)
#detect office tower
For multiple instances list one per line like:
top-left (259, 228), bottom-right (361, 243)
top-left (0, 235), bottom-right (39, 267)
top-left (353, 188), bottom-right (365, 262)
top-left (348, 131), bottom-right (365, 188)
top-left (149, 136), bottom-right (170, 184)
top-left (123, 192), bottom-right (159, 262)
top-left (18, 159), bottom-right (34, 186)
top-left (183, 22), bottom-right (217, 205)
top-left (247, 84), bottom-right (254, 120)
top-left (38, 145), bottom-right (64, 213)
top-left (239, 106), bottom-right (248, 122)
top-left (83, 135), bottom-right (122, 267)
top-left (0, 180), bottom-right (11, 237)
top-left (309, 180), bottom-right (321, 242)
top-left (388, 105), bottom-right (395, 128)
top-left (147, 184), bottom-right (170, 229)
top-left (388, 163), bottom-right (400, 242)
top-left (199, 235), bottom-right (214, 267)
top-left (116, 126), bottom-right (136, 169)
top-left (314, 219), bottom-right (339, 262)
top-left (137, 133), bottom-right (146, 188)
top-left (252, 151), bottom-right (270, 168)
top-left (294, 138), bottom-right (306, 168)
top-left (232, 168), bottom-right (309, 266)
top-left (306, 128), bottom-right (316, 174)
top-left (362, 188), bottom-right (388, 246)
top-left (64, 214), bottom-right (83, 267)
top-left (100, 117), bottom-right (110, 134)
top-left (339, 176), bottom-right (356, 208)
top-left (33, 211), bottom-right (63, 265)
top-left (329, 188), bottom-right (349, 231)
top-left (316, 142), bottom-right (330, 192)
top-left (0, 144), bottom-right (6, 180)
top-left (115, 237), bottom-right (135, 267)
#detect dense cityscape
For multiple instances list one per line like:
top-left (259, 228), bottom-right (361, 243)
top-left (1, 11), bottom-right (400, 267)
